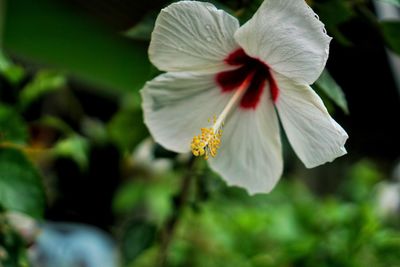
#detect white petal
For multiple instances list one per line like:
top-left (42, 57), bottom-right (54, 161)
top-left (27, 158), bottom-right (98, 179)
top-left (149, 1), bottom-right (239, 73)
top-left (234, 0), bottom-right (331, 85)
top-left (141, 72), bottom-right (232, 153)
top-left (209, 91), bottom-right (283, 194)
top-left (275, 73), bottom-right (348, 168)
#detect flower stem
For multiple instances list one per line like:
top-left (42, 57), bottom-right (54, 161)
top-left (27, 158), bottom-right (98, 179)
top-left (157, 157), bottom-right (197, 267)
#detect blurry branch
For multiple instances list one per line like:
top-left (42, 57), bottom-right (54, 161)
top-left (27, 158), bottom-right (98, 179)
top-left (355, 0), bottom-right (400, 57)
top-left (157, 157), bottom-right (197, 267)
top-left (356, 1), bottom-right (381, 29)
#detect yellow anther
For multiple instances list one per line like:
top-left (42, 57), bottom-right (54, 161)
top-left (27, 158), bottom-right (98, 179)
top-left (190, 118), bottom-right (223, 160)
top-left (190, 73), bottom-right (253, 160)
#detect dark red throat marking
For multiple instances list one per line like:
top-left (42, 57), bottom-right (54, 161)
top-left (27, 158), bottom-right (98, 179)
top-left (216, 48), bottom-right (279, 109)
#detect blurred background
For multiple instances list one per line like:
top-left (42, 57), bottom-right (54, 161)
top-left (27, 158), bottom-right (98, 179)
top-left (0, 0), bottom-right (400, 266)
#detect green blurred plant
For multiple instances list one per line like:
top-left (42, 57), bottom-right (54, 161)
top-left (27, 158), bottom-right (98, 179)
top-left (0, 209), bottom-right (29, 267)
top-left (130, 161), bottom-right (400, 267)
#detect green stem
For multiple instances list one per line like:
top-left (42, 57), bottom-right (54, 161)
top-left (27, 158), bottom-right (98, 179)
top-left (157, 157), bottom-right (197, 267)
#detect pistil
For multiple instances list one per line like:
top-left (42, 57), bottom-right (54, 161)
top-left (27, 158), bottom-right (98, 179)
top-left (190, 73), bottom-right (254, 159)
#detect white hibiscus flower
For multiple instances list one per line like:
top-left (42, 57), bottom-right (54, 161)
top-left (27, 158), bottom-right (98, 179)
top-left (141, 0), bottom-right (348, 194)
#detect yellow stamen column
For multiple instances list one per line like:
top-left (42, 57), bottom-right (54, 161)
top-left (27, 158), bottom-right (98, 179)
top-left (190, 73), bottom-right (254, 160)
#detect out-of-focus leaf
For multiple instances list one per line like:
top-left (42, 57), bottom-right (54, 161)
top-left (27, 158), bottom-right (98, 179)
top-left (329, 27), bottom-right (353, 47)
top-left (235, 0), bottom-right (262, 24)
top-left (0, 104), bottom-right (28, 144)
top-left (315, 70), bottom-right (349, 114)
top-left (342, 160), bottom-right (383, 202)
top-left (108, 107), bottom-right (148, 152)
top-left (3, 0), bottom-right (150, 93)
top-left (0, 148), bottom-right (45, 218)
top-left (0, 210), bottom-right (29, 267)
top-left (113, 179), bottom-right (173, 222)
top-left (19, 70), bottom-right (66, 110)
top-left (0, 51), bottom-right (25, 85)
top-left (125, 12), bottom-right (157, 41)
top-left (380, 0), bottom-right (400, 7)
top-left (37, 115), bottom-right (74, 136)
top-left (315, 0), bottom-right (353, 29)
top-left (380, 21), bottom-right (400, 55)
top-left (53, 135), bottom-right (89, 170)
top-left (81, 118), bottom-right (108, 144)
top-left (121, 219), bottom-right (157, 265)
top-left (0, 50), bottom-right (8, 70)
top-left (113, 182), bottom-right (145, 214)
top-left (313, 0), bottom-right (354, 47)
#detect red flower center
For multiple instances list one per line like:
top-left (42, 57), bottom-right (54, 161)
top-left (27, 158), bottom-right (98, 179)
top-left (216, 48), bottom-right (279, 109)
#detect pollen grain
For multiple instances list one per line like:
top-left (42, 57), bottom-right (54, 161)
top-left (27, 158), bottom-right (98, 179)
top-left (191, 124), bottom-right (222, 160)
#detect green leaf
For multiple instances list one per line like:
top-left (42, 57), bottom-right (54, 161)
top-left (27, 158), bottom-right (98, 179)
top-left (124, 12), bottom-right (157, 41)
top-left (37, 115), bottom-right (74, 136)
top-left (113, 178), bottom-right (174, 223)
top-left (120, 219), bottom-right (157, 265)
top-left (0, 148), bottom-right (45, 218)
top-left (380, 21), bottom-right (400, 55)
top-left (19, 70), bottom-right (66, 110)
top-left (0, 211), bottom-right (29, 267)
top-left (0, 104), bottom-right (28, 145)
top-left (0, 51), bottom-right (25, 85)
top-left (315, 70), bottom-right (349, 114)
top-left (313, 0), bottom-right (353, 47)
top-left (108, 106), bottom-right (148, 152)
top-left (379, 0), bottom-right (400, 7)
top-left (3, 0), bottom-right (151, 92)
top-left (53, 135), bottom-right (90, 170)
top-left (315, 0), bottom-right (353, 29)
top-left (113, 182), bottom-right (145, 214)
top-left (0, 50), bottom-right (9, 70)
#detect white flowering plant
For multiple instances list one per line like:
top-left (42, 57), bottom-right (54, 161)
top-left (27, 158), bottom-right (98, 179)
top-left (1, 0), bottom-right (400, 267)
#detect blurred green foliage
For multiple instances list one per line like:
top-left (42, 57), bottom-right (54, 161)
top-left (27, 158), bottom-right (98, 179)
top-left (108, 106), bottom-right (148, 153)
top-left (0, 209), bottom-right (29, 267)
top-left (381, 21), bottom-right (400, 54)
top-left (0, 148), bottom-right (45, 219)
top-left (19, 71), bottom-right (66, 111)
top-left (0, 53), bottom-right (25, 86)
top-left (3, 0), bottom-right (151, 93)
top-left (381, 0), bottom-right (400, 6)
top-left (127, 160), bottom-right (400, 267)
top-left (1, 0), bottom-right (400, 266)
top-left (0, 105), bottom-right (28, 144)
top-left (314, 70), bottom-right (349, 114)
